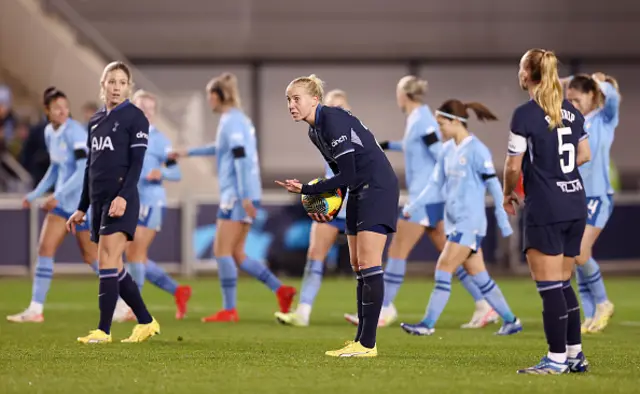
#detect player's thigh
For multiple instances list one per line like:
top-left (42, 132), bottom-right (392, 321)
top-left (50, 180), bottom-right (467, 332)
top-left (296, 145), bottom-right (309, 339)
top-left (562, 256), bottom-right (575, 281)
top-left (525, 248), bottom-right (564, 281)
top-left (231, 222), bottom-right (252, 263)
top-left (424, 220), bottom-right (446, 253)
top-left (524, 221), bottom-right (566, 281)
top-left (97, 232), bottom-right (129, 269)
top-left (75, 230), bottom-right (98, 265)
top-left (462, 248), bottom-right (487, 276)
top-left (576, 224), bottom-right (602, 266)
top-left (308, 221), bottom-right (340, 262)
top-left (347, 234), bottom-right (358, 270)
top-left (126, 225), bottom-right (157, 262)
top-left (355, 230), bottom-right (388, 270)
top-left (387, 218), bottom-right (425, 259)
top-left (436, 239), bottom-right (473, 273)
top-left (38, 212), bottom-right (69, 256)
top-left (214, 219), bottom-right (245, 257)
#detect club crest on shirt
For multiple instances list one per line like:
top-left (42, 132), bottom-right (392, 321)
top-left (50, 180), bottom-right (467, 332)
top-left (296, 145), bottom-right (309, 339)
top-left (459, 156), bottom-right (467, 165)
top-left (112, 122), bottom-right (119, 132)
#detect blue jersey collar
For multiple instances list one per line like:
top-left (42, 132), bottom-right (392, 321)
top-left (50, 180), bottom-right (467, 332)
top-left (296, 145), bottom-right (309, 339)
top-left (112, 99), bottom-right (131, 112)
top-left (100, 99), bottom-right (131, 113)
top-left (313, 104), bottom-right (323, 128)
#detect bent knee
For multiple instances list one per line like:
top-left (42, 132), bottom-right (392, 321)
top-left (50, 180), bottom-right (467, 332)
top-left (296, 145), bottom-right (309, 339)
top-left (307, 244), bottom-right (331, 261)
top-left (575, 250), bottom-right (591, 266)
top-left (37, 243), bottom-right (57, 257)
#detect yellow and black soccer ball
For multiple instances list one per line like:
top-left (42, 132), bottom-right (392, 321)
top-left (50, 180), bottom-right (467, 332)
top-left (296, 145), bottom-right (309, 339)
top-left (301, 178), bottom-right (343, 216)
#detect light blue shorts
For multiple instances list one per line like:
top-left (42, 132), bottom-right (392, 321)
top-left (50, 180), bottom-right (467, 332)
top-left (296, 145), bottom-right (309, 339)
top-left (448, 231), bottom-right (484, 253)
top-left (401, 202), bottom-right (445, 228)
top-left (51, 206), bottom-right (90, 232)
top-left (586, 195), bottom-right (614, 229)
top-left (217, 200), bottom-right (260, 224)
top-left (138, 204), bottom-right (165, 232)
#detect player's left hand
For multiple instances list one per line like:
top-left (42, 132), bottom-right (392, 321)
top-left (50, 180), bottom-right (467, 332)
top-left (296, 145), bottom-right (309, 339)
top-left (146, 168), bottom-right (163, 181)
top-left (242, 199), bottom-right (257, 219)
top-left (41, 195), bottom-right (58, 211)
top-left (503, 191), bottom-right (521, 216)
top-left (308, 212), bottom-right (333, 223)
top-left (591, 72), bottom-right (606, 82)
top-left (275, 179), bottom-right (302, 194)
top-left (66, 210), bottom-right (86, 235)
top-left (167, 148), bottom-right (188, 161)
top-left (401, 205), bottom-right (412, 219)
top-left (109, 196), bottom-right (127, 217)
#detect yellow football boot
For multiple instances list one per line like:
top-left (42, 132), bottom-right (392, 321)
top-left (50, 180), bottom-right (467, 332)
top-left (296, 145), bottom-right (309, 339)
top-left (121, 317), bottom-right (161, 343)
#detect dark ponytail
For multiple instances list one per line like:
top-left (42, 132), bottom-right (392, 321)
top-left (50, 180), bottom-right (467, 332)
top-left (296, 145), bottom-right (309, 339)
top-left (464, 102), bottom-right (498, 122)
top-left (437, 99), bottom-right (498, 126)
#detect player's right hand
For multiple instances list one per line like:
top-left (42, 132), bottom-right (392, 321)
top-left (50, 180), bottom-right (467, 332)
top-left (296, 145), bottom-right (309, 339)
top-left (66, 210), bottom-right (86, 235)
top-left (242, 199), bottom-right (257, 219)
top-left (22, 198), bottom-right (30, 209)
top-left (503, 192), bottom-right (521, 216)
top-left (275, 179), bottom-right (302, 194)
top-left (308, 212), bottom-right (333, 223)
top-left (146, 168), bottom-right (163, 181)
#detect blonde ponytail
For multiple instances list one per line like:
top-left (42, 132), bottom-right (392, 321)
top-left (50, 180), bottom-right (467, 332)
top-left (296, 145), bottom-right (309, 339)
top-left (533, 51), bottom-right (563, 129)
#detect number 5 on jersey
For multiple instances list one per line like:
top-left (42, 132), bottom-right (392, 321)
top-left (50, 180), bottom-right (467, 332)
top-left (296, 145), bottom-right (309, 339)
top-left (557, 127), bottom-right (575, 174)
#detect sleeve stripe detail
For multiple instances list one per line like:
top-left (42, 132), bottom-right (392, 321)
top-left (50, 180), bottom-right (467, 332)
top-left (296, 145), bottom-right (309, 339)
top-left (579, 134), bottom-right (589, 141)
top-left (130, 144), bottom-right (148, 148)
top-left (334, 149), bottom-right (355, 159)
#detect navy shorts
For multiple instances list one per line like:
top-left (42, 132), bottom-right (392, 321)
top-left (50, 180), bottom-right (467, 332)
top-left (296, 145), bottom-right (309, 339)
top-left (523, 219), bottom-right (586, 257)
top-left (345, 186), bottom-right (399, 236)
top-left (90, 196), bottom-right (140, 243)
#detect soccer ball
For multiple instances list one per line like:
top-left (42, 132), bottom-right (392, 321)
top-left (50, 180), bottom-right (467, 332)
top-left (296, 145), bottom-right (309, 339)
top-left (301, 178), bottom-right (343, 216)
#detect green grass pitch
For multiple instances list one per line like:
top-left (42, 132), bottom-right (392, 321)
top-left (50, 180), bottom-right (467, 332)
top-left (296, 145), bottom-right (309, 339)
top-left (1, 276), bottom-right (639, 393)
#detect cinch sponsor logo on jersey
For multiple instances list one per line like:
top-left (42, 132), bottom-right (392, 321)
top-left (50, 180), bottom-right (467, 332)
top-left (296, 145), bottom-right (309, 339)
top-left (91, 136), bottom-right (114, 151)
top-left (331, 135), bottom-right (348, 147)
top-left (136, 131), bottom-right (149, 139)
